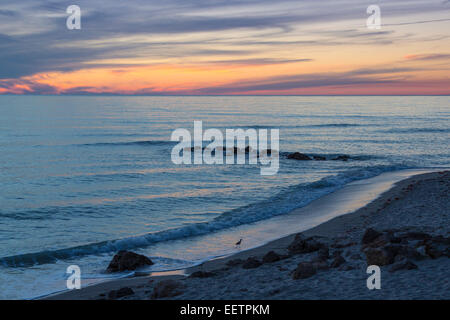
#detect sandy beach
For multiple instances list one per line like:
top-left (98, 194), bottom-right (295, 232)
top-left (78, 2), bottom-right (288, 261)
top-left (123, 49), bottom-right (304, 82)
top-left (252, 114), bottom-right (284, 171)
top-left (45, 170), bottom-right (450, 300)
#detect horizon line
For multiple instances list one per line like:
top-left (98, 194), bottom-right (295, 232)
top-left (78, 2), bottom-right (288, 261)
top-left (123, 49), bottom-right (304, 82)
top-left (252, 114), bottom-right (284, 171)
top-left (1, 94), bottom-right (449, 97)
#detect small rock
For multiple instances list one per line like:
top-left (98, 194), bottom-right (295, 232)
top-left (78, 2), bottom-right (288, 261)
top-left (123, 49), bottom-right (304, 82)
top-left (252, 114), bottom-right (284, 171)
top-left (288, 234), bottom-right (324, 254)
top-left (151, 280), bottom-right (184, 299)
top-left (108, 287), bottom-right (134, 299)
top-left (313, 155), bottom-right (326, 161)
top-left (242, 257), bottom-right (262, 269)
top-left (425, 237), bottom-right (450, 259)
top-left (330, 255), bottom-right (346, 268)
top-left (287, 152), bottom-right (312, 161)
top-left (107, 250), bottom-right (153, 272)
top-left (292, 262), bottom-right (317, 280)
top-left (312, 247), bottom-right (329, 262)
top-left (364, 248), bottom-right (395, 266)
top-left (362, 228), bottom-right (382, 245)
top-left (262, 251), bottom-right (281, 263)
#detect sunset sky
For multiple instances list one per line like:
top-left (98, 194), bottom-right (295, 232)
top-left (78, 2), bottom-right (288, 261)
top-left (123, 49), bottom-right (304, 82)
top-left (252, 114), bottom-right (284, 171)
top-left (0, 0), bottom-right (449, 95)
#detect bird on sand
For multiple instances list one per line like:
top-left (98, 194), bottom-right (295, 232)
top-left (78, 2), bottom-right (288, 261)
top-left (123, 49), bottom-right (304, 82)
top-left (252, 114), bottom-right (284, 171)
top-left (235, 239), bottom-right (242, 247)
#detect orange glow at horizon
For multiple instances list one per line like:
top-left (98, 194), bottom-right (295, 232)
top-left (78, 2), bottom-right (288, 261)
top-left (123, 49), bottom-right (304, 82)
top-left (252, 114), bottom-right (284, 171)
top-left (1, 55), bottom-right (448, 95)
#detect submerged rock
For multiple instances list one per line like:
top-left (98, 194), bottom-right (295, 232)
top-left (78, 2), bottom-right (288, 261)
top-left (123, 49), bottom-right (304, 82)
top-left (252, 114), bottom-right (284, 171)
top-left (107, 250), bottom-right (154, 272)
top-left (262, 251), bottom-right (282, 263)
top-left (423, 236), bottom-right (450, 259)
top-left (287, 152), bottom-right (312, 161)
top-left (332, 155), bottom-right (350, 161)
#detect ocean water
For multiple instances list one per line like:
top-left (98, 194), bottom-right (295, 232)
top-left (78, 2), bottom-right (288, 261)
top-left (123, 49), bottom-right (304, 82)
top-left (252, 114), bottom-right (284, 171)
top-left (0, 95), bottom-right (448, 299)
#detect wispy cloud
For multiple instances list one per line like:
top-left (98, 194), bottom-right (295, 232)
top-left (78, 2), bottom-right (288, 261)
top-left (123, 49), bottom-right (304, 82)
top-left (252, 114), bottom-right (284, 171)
top-left (0, 0), bottom-right (449, 94)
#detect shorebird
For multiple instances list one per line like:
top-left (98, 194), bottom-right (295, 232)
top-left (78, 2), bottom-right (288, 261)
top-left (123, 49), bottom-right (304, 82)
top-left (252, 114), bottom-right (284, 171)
top-left (235, 239), bottom-right (242, 247)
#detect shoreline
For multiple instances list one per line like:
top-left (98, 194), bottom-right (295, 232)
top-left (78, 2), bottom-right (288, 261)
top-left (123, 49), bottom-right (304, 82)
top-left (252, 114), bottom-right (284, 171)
top-left (44, 169), bottom-right (450, 300)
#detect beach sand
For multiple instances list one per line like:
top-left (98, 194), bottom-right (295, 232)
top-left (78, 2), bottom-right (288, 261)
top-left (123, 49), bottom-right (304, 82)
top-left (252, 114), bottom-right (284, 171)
top-left (45, 170), bottom-right (449, 300)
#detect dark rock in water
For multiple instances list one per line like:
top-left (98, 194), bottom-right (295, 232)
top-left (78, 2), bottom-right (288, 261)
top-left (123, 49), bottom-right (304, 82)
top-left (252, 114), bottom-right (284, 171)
top-left (288, 234), bottom-right (325, 254)
top-left (330, 254), bottom-right (346, 268)
top-left (262, 251), bottom-right (281, 263)
top-left (151, 280), bottom-right (184, 299)
top-left (362, 228), bottom-right (383, 245)
top-left (107, 250), bottom-right (154, 272)
top-left (389, 259), bottom-right (418, 273)
top-left (242, 257), bottom-right (262, 269)
top-left (332, 155), bottom-right (350, 161)
top-left (313, 155), bottom-right (326, 161)
top-left (226, 259), bottom-right (244, 267)
top-left (287, 152), bottom-right (312, 161)
top-left (189, 271), bottom-right (216, 278)
top-left (292, 262), bottom-right (316, 280)
top-left (364, 248), bottom-right (395, 266)
top-left (108, 287), bottom-right (134, 299)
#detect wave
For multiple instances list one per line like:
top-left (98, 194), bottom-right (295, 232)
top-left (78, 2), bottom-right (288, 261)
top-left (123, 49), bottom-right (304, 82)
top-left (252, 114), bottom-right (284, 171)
top-left (227, 123), bottom-right (363, 130)
top-left (305, 123), bottom-right (363, 128)
top-left (378, 128), bottom-right (450, 134)
top-left (0, 164), bottom-right (412, 268)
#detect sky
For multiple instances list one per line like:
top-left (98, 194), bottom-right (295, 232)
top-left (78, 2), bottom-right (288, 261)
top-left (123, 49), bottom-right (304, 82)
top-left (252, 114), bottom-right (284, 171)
top-left (0, 0), bottom-right (449, 95)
